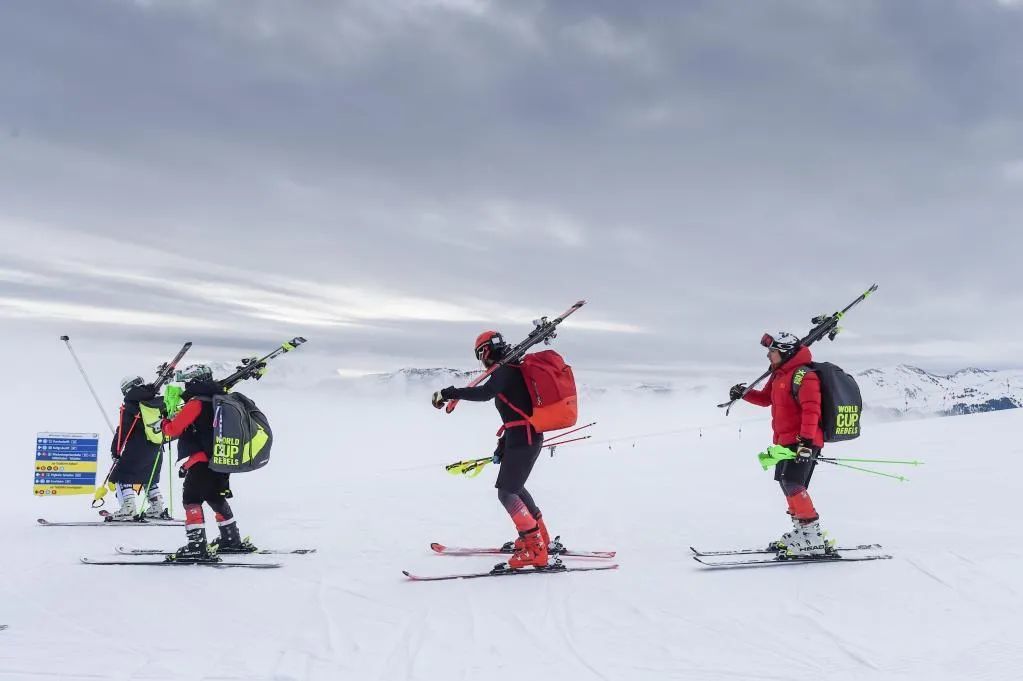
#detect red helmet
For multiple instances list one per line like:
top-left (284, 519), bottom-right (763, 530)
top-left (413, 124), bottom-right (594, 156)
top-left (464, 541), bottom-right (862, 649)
top-left (474, 331), bottom-right (507, 364)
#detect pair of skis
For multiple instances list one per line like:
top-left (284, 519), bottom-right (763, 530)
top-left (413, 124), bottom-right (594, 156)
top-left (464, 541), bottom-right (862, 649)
top-left (443, 300), bottom-right (586, 414)
top-left (80, 546), bottom-right (317, 569)
top-left (691, 543), bottom-right (892, 568)
top-left (38, 517), bottom-right (183, 527)
top-left (404, 538), bottom-right (619, 581)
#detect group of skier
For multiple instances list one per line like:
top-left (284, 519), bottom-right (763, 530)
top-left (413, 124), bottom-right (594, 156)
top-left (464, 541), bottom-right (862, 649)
top-left (430, 326), bottom-right (837, 570)
top-left (91, 287), bottom-right (872, 570)
top-left (103, 342), bottom-right (285, 563)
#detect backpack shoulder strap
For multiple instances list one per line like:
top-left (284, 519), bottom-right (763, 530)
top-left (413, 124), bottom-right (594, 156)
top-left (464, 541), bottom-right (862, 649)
top-left (790, 363), bottom-right (816, 403)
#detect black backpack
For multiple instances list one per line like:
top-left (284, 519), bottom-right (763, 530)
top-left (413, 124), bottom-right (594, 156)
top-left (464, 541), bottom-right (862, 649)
top-left (791, 362), bottom-right (862, 442)
top-left (207, 392), bottom-right (273, 473)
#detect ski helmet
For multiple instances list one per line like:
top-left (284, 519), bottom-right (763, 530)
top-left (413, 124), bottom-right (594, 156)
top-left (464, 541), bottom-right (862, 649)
top-left (761, 331), bottom-right (800, 357)
top-left (175, 364), bottom-right (213, 383)
top-left (474, 331), bottom-right (508, 364)
top-left (120, 375), bottom-right (145, 396)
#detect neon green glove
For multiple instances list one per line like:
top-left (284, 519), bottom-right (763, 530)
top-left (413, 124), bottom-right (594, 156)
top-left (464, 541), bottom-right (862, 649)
top-left (758, 445), bottom-right (797, 471)
top-left (164, 385), bottom-right (185, 417)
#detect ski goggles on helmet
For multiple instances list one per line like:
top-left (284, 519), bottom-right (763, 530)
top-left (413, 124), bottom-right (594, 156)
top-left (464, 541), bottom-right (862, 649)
top-left (119, 375), bottom-right (145, 396)
top-left (474, 331), bottom-right (505, 362)
top-left (175, 364), bottom-right (213, 383)
top-left (760, 332), bottom-right (799, 352)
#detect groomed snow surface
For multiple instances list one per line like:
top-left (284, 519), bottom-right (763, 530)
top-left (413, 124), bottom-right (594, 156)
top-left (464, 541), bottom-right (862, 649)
top-left (3, 381), bottom-right (1021, 680)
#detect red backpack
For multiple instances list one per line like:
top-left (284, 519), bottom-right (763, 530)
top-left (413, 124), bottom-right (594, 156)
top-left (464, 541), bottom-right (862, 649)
top-left (498, 350), bottom-right (578, 439)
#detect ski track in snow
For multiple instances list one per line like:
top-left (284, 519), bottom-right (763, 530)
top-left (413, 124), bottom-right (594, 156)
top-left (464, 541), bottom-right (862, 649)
top-left (6, 391), bottom-right (1023, 679)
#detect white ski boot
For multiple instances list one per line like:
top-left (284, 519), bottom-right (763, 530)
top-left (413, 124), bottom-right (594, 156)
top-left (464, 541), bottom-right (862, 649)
top-left (109, 485), bottom-right (138, 521)
top-left (782, 520), bottom-right (833, 557)
top-left (768, 516), bottom-right (802, 551)
top-left (143, 488), bottom-right (169, 519)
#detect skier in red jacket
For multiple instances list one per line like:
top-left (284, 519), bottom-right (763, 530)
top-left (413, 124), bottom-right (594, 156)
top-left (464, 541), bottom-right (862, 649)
top-left (729, 332), bottom-right (831, 556)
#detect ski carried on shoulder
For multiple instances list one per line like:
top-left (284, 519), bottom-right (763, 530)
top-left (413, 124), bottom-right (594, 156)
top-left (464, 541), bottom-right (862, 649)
top-left (38, 517), bottom-right (183, 527)
top-left (694, 553), bottom-right (892, 569)
top-left (116, 545), bottom-right (316, 556)
top-left (445, 300), bottom-right (586, 414)
top-left (690, 543), bottom-right (881, 557)
top-left (154, 341), bottom-right (193, 390)
top-left (431, 540), bottom-right (615, 560)
top-left (81, 557), bottom-right (281, 569)
top-left (404, 560), bottom-right (618, 582)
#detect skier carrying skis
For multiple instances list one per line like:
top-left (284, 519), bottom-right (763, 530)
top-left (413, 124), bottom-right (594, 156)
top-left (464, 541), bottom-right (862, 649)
top-left (108, 376), bottom-right (168, 520)
top-left (432, 332), bottom-right (551, 569)
top-left (157, 365), bottom-right (256, 561)
top-left (729, 332), bottom-right (831, 556)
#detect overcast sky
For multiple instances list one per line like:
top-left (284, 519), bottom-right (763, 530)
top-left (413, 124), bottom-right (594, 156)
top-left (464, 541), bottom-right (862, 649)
top-left (2, 0), bottom-right (1022, 378)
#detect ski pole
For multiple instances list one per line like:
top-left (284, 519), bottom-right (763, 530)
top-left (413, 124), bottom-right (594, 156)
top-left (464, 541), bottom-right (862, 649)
top-left (167, 443), bottom-right (174, 518)
top-left (446, 437), bottom-right (589, 477)
top-left (817, 457), bottom-right (924, 466)
top-left (59, 335), bottom-right (115, 434)
top-left (136, 440), bottom-right (166, 519)
top-left (92, 414), bottom-right (140, 508)
top-left (544, 421), bottom-right (596, 445)
top-left (545, 436), bottom-right (590, 455)
top-left (816, 458), bottom-right (910, 482)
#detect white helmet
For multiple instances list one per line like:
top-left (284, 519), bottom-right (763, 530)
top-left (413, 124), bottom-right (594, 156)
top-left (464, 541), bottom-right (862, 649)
top-left (120, 375), bottom-right (145, 396)
top-left (175, 364), bottom-right (213, 383)
top-left (760, 331), bottom-right (800, 355)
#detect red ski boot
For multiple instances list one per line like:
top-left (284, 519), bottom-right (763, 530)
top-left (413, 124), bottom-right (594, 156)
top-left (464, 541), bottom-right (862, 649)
top-left (507, 527), bottom-right (549, 569)
top-left (502, 513), bottom-right (552, 553)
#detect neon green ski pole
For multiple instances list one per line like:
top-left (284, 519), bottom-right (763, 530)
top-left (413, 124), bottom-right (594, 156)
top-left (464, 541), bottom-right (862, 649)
top-left (817, 458), bottom-right (910, 482)
top-left (818, 457), bottom-right (923, 466)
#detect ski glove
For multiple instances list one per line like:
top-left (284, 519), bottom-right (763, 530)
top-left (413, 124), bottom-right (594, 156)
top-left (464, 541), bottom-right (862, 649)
top-left (729, 383), bottom-right (747, 401)
top-left (795, 438), bottom-right (815, 459)
top-left (432, 387), bottom-right (457, 409)
top-left (492, 438), bottom-right (505, 465)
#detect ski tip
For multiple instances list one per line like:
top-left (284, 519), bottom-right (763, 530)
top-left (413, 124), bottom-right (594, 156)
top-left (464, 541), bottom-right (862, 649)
top-left (36, 518), bottom-right (47, 525)
top-left (429, 543), bottom-right (446, 553)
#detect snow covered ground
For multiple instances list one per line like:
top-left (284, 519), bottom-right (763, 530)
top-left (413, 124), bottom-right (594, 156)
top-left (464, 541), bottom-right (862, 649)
top-left (2, 351), bottom-right (1022, 681)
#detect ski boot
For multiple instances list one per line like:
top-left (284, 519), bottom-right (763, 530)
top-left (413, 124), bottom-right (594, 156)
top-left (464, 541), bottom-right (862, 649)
top-left (507, 526), bottom-right (549, 569)
top-left (501, 514), bottom-right (551, 553)
top-left (780, 520), bottom-right (834, 558)
top-left (107, 493), bottom-right (138, 522)
top-left (143, 490), bottom-right (170, 520)
top-left (166, 527), bottom-right (220, 563)
top-left (767, 515), bottom-right (802, 552)
top-left (210, 521), bottom-right (258, 554)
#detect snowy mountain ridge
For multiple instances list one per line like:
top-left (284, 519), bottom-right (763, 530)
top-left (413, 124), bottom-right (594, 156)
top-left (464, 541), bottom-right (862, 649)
top-left (856, 364), bottom-right (1023, 417)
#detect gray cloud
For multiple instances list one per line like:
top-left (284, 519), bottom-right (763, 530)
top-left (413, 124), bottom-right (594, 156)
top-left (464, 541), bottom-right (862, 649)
top-left (1, 0), bottom-right (1021, 376)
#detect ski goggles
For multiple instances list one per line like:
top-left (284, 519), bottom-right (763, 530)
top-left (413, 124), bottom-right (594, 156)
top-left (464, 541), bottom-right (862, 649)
top-left (120, 376), bottom-right (145, 395)
top-left (475, 333), bottom-right (505, 361)
top-left (175, 365), bottom-right (213, 382)
top-left (761, 333), bottom-right (798, 351)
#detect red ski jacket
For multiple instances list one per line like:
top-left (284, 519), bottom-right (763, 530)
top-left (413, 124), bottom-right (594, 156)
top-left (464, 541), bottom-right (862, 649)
top-left (742, 346), bottom-right (824, 447)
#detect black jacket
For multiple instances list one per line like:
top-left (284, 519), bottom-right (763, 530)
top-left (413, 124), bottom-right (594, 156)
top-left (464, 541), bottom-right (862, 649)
top-left (173, 380), bottom-right (221, 462)
top-left (445, 364), bottom-right (539, 448)
top-left (109, 385), bottom-right (164, 484)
